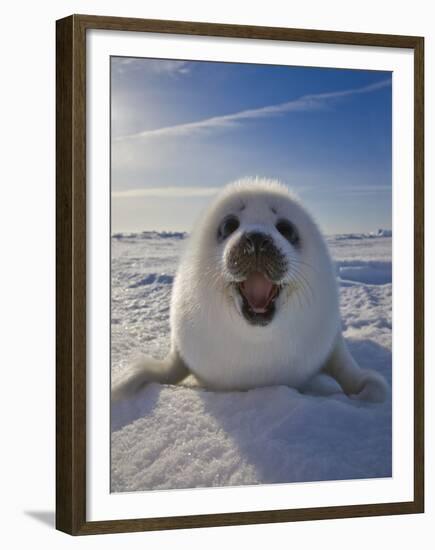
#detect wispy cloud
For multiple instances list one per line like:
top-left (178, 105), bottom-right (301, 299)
top-left (115, 78), bottom-right (391, 142)
top-left (112, 183), bottom-right (390, 200)
top-left (113, 57), bottom-right (192, 76)
top-left (300, 184), bottom-right (392, 197)
top-left (112, 186), bottom-right (220, 199)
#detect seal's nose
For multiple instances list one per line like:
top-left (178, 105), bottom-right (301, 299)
top-left (245, 232), bottom-right (272, 255)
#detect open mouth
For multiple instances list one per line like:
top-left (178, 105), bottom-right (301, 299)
top-left (237, 271), bottom-right (280, 326)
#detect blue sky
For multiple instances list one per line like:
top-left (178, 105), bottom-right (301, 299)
top-left (111, 57), bottom-right (392, 234)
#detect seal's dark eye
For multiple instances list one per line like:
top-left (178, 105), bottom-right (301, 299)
top-left (218, 216), bottom-right (240, 241)
top-left (276, 219), bottom-right (300, 246)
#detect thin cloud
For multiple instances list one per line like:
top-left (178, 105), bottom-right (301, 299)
top-left (300, 184), bottom-right (392, 196)
top-left (115, 78), bottom-right (391, 142)
top-left (113, 57), bottom-right (192, 76)
top-left (112, 186), bottom-right (220, 199)
top-left (340, 186), bottom-right (392, 196)
top-left (112, 183), bottom-right (390, 200)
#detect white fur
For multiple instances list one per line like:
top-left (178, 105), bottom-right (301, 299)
top-left (171, 177), bottom-right (339, 390)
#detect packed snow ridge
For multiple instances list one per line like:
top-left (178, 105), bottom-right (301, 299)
top-left (112, 230), bottom-right (187, 240)
top-left (111, 231), bottom-right (392, 492)
top-left (112, 229), bottom-right (392, 240)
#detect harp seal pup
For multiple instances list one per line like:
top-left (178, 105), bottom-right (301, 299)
top-left (112, 178), bottom-right (387, 402)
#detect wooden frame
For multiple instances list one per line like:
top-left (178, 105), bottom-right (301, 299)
top-left (56, 14), bottom-right (424, 535)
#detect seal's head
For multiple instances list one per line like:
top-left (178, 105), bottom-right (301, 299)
top-left (190, 178), bottom-right (334, 328)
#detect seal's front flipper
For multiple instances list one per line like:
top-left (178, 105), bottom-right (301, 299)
top-left (323, 335), bottom-right (388, 403)
top-left (111, 350), bottom-right (189, 401)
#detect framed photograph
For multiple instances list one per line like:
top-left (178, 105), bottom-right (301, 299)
top-left (56, 14), bottom-right (424, 535)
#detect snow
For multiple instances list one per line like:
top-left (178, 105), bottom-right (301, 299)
top-left (111, 232), bottom-right (392, 492)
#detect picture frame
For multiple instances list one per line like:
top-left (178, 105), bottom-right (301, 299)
top-left (56, 14), bottom-right (424, 536)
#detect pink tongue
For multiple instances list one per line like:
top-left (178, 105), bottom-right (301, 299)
top-left (240, 272), bottom-right (275, 312)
